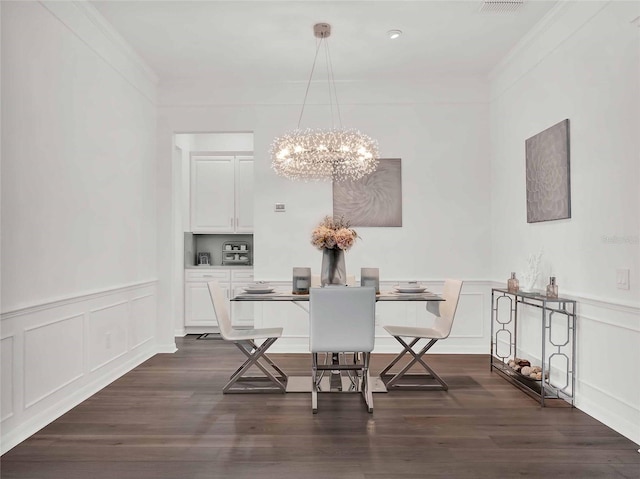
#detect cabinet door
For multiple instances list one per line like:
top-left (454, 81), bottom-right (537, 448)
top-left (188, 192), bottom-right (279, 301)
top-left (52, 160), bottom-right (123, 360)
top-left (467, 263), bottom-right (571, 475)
top-left (230, 284), bottom-right (255, 327)
top-left (191, 156), bottom-right (235, 233)
top-left (185, 282), bottom-right (229, 327)
top-left (235, 157), bottom-right (253, 233)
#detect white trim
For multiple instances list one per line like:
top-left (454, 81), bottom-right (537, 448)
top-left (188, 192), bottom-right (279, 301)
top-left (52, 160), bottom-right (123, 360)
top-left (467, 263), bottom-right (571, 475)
top-left (130, 294), bottom-right (156, 349)
top-left (88, 300), bottom-right (128, 316)
top-left (0, 336), bottom-right (15, 422)
top-left (23, 314), bottom-right (85, 409)
top-left (23, 313), bottom-right (84, 334)
top-left (1, 280), bottom-right (158, 319)
top-left (155, 343), bottom-right (179, 354)
top-left (577, 381), bottom-right (640, 446)
top-left (579, 377), bottom-right (640, 413)
top-left (579, 314), bottom-right (640, 334)
top-left (37, 1), bottom-right (158, 104)
top-left (489, 1), bottom-right (612, 100)
top-left (88, 301), bottom-right (129, 373)
top-left (24, 372), bottom-right (84, 411)
top-left (70, 1), bottom-right (158, 83)
top-left (488, 1), bottom-right (572, 80)
top-left (89, 349), bottom-right (128, 374)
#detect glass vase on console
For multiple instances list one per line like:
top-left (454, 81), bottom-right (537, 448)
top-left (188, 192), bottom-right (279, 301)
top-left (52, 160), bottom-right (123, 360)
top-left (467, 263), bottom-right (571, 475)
top-left (546, 276), bottom-right (558, 298)
top-left (507, 272), bottom-right (519, 293)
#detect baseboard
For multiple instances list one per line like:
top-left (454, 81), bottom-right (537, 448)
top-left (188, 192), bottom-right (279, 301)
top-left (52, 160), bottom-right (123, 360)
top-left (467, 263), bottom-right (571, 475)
top-left (576, 381), bottom-right (640, 447)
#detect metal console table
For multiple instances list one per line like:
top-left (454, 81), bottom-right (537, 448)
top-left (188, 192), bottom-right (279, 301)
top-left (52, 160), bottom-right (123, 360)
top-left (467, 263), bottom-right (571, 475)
top-left (490, 288), bottom-right (577, 407)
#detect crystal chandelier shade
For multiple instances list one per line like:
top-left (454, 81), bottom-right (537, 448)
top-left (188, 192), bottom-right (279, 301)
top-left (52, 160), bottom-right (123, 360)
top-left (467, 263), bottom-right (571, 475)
top-left (270, 23), bottom-right (380, 183)
top-left (271, 128), bottom-right (379, 182)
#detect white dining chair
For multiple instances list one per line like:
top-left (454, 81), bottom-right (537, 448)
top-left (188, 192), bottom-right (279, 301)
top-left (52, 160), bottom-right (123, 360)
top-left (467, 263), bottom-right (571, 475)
top-left (208, 281), bottom-right (288, 393)
top-left (380, 279), bottom-right (463, 390)
top-left (309, 286), bottom-right (376, 413)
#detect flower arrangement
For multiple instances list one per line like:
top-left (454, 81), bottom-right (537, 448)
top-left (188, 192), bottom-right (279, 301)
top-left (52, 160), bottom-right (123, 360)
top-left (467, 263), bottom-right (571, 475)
top-left (311, 215), bottom-right (358, 251)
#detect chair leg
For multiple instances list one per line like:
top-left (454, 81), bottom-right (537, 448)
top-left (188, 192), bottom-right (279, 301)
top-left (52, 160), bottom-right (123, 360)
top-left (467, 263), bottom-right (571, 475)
top-left (379, 338), bottom-right (421, 377)
top-left (223, 338), bottom-right (287, 393)
top-left (362, 352), bottom-right (373, 413)
top-left (247, 339), bottom-right (288, 380)
top-left (311, 353), bottom-right (318, 414)
top-left (382, 337), bottom-right (448, 390)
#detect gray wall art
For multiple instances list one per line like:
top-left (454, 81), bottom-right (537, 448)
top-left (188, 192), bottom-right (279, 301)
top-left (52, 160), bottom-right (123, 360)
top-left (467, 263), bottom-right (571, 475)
top-left (333, 158), bottom-right (402, 227)
top-left (525, 119), bottom-right (571, 223)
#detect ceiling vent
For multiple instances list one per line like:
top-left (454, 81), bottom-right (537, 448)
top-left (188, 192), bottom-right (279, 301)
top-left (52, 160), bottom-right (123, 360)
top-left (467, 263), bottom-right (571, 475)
top-left (479, 1), bottom-right (525, 13)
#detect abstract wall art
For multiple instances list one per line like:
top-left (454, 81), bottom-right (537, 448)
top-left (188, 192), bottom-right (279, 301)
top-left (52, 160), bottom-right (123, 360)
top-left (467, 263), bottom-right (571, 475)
top-left (525, 119), bottom-right (571, 223)
top-left (333, 158), bottom-right (402, 227)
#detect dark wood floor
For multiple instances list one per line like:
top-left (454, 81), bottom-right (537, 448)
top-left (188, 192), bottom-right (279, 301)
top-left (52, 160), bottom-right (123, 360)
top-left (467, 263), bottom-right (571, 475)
top-left (2, 336), bottom-right (639, 479)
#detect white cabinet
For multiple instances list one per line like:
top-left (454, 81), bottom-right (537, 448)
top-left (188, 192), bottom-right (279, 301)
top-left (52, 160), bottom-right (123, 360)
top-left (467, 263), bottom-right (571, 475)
top-left (190, 155), bottom-right (253, 233)
top-left (230, 270), bottom-right (255, 327)
top-left (235, 157), bottom-right (254, 233)
top-left (184, 269), bottom-right (230, 328)
top-left (184, 268), bottom-right (254, 329)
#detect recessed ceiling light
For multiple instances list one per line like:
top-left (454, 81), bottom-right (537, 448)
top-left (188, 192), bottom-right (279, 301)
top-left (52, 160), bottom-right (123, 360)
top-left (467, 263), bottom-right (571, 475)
top-left (387, 30), bottom-right (402, 40)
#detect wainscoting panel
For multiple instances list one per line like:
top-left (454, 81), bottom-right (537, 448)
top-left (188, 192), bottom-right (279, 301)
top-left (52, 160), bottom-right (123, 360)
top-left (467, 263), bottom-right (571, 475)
top-left (130, 294), bottom-right (156, 349)
top-left (1, 336), bottom-right (14, 421)
top-left (24, 314), bottom-right (84, 409)
top-left (88, 302), bottom-right (129, 372)
top-left (0, 280), bottom-right (158, 454)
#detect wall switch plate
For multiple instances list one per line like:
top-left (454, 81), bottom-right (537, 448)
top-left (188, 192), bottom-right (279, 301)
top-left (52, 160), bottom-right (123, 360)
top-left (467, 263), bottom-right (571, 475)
top-left (274, 203), bottom-right (285, 212)
top-left (616, 269), bottom-right (630, 290)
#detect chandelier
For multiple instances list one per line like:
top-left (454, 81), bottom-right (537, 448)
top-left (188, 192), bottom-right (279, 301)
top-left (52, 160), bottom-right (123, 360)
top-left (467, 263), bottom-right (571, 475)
top-left (271, 23), bottom-right (379, 182)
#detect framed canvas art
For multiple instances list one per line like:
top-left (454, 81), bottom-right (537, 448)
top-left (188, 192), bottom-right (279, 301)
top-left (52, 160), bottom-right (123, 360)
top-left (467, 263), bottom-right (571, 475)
top-left (525, 119), bottom-right (571, 223)
top-left (333, 158), bottom-right (402, 227)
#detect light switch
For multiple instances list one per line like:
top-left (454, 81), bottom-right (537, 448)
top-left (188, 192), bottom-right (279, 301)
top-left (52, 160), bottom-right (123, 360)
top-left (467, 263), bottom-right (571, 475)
top-left (616, 269), bottom-right (630, 290)
top-left (274, 203), bottom-right (286, 212)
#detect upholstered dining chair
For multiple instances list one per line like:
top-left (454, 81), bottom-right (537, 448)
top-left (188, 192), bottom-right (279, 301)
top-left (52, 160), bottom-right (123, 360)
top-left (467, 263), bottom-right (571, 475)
top-left (380, 279), bottom-right (463, 390)
top-left (309, 286), bottom-right (376, 413)
top-left (208, 281), bottom-right (288, 393)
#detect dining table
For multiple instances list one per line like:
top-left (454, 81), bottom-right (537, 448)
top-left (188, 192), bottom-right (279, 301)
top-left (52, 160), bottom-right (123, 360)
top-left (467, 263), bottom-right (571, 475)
top-left (231, 287), bottom-right (445, 393)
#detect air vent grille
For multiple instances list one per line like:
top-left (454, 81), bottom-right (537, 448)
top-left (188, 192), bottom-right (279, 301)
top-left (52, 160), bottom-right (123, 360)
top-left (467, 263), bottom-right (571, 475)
top-left (479, 1), bottom-right (524, 13)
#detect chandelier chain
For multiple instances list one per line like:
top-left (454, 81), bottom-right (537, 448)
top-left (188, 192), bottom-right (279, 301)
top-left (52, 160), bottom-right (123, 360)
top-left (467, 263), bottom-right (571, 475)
top-left (325, 38), bottom-right (343, 129)
top-left (297, 38), bottom-right (324, 129)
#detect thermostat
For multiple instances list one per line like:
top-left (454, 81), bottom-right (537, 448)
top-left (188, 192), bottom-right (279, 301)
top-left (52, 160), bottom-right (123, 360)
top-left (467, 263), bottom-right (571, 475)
top-left (274, 203), bottom-right (286, 212)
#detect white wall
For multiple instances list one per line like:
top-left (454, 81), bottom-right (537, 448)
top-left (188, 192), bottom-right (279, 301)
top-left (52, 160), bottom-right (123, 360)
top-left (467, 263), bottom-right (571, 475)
top-left (161, 79), bottom-right (491, 282)
top-left (489, 1), bottom-right (640, 444)
top-left (1, 2), bottom-right (163, 452)
top-left (2, 2), bottom-right (158, 310)
top-left (158, 78), bottom-right (493, 355)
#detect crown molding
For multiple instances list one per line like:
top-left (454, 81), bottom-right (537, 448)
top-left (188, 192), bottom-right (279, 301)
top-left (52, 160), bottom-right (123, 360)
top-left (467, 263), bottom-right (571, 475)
top-left (488, 1), bottom-right (611, 99)
top-left (38, 1), bottom-right (158, 103)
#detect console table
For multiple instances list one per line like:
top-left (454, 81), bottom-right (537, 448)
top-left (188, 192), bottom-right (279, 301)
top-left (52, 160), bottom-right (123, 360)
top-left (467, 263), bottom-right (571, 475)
top-left (490, 288), bottom-right (577, 407)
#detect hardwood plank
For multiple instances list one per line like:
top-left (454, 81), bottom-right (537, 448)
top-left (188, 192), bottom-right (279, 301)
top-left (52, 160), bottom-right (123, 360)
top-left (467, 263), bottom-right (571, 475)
top-left (2, 336), bottom-right (638, 479)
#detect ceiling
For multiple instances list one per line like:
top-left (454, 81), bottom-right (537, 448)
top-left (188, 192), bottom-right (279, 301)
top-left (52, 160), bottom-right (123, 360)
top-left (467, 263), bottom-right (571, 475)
top-left (91, 1), bottom-right (558, 86)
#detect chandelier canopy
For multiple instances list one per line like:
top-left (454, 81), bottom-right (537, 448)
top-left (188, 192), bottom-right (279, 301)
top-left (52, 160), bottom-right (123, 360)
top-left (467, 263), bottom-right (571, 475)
top-left (271, 23), bottom-right (379, 183)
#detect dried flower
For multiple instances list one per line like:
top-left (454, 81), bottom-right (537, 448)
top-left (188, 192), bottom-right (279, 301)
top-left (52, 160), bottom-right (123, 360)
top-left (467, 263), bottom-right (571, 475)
top-left (311, 216), bottom-right (358, 251)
